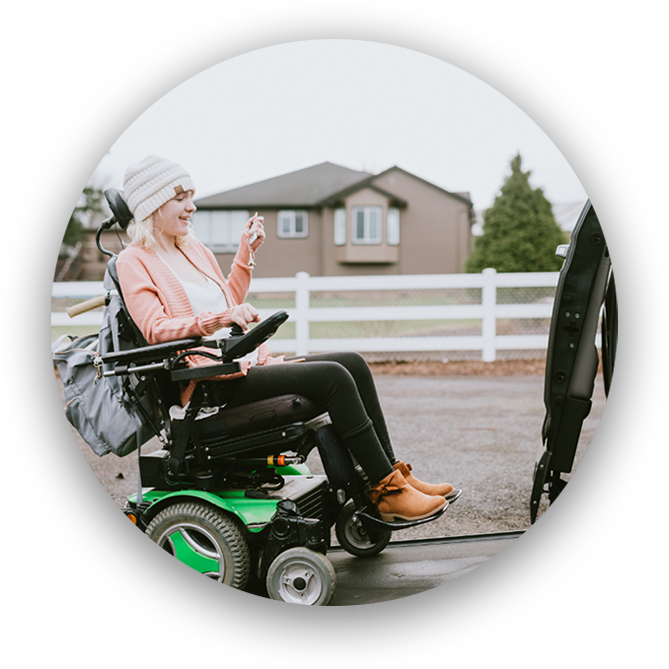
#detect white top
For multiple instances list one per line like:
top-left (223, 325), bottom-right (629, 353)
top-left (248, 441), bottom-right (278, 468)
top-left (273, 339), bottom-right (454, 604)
top-left (157, 254), bottom-right (259, 365)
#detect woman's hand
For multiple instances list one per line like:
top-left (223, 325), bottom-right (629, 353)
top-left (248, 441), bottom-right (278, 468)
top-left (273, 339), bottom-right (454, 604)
top-left (244, 213), bottom-right (265, 251)
top-left (230, 303), bottom-right (260, 332)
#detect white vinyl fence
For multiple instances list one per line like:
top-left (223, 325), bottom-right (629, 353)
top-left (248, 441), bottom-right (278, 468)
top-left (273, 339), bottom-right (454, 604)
top-left (52, 269), bottom-right (562, 362)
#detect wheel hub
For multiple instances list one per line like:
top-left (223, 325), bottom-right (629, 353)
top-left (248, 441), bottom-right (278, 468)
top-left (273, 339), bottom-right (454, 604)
top-left (279, 563), bottom-right (322, 604)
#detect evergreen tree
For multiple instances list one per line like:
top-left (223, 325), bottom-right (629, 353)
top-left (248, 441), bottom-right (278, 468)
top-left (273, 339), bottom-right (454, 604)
top-left (62, 186), bottom-right (106, 248)
top-left (466, 154), bottom-right (566, 273)
top-left (62, 212), bottom-right (83, 248)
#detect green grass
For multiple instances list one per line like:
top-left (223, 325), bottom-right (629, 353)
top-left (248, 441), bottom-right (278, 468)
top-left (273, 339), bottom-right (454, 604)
top-left (50, 318), bottom-right (484, 345)
top-left (51, 325), bottom-right (100, 343)
top-left (51, 289), bottom-right (513, 344)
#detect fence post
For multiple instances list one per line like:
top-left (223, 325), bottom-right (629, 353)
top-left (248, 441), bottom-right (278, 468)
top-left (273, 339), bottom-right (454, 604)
top-left (295, 271), bottom-right (310, 356)
top-left (482, 268), bottom-right (497, 362)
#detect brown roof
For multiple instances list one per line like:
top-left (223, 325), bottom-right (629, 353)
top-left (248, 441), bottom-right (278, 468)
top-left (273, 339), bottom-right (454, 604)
top-left (195, 161), bottom-right (471, 210)
top-left (195, 162), bottom-right (372, 209)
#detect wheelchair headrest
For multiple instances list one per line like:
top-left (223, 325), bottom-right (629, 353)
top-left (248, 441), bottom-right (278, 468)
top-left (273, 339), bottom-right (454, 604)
top-left (104, 188), bottom-right (133, 230)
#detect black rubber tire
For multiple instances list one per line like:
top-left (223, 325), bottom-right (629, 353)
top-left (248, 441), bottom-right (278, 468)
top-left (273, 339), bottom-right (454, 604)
top-left (335, 502), bottom-right (391, 558)
top-left (145, 502), bottom-right (250, 590)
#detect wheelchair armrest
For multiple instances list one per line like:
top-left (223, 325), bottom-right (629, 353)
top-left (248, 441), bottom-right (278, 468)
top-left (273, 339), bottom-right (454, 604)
top-left (170, 360), bottom-right (241, 382)
top-left (101, 337), bottom-right (203, 366)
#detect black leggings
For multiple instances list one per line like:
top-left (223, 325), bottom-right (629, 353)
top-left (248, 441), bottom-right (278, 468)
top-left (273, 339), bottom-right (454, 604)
top-left (225, 351), bottom-right (396, 483)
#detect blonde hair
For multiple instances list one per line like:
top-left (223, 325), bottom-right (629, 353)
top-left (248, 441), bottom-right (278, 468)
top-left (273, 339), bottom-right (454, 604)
top-left (126, 208), bottom-right (193, 249)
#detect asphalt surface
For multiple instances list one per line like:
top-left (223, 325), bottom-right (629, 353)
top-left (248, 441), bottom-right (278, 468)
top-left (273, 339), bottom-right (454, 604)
top-left (55, 371), bottom-right (606, 603)
top-left (61, 373), bottom-right (606, 530)
top-left (327, 533), bottom-right (521, 605)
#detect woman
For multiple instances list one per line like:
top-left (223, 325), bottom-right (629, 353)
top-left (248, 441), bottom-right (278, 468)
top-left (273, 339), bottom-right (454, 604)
top-left (117, 155), bottom-right (454, 522)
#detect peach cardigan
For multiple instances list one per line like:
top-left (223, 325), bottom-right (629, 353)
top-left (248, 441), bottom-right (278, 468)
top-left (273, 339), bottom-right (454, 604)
top-left (116, 235), bottom-right (277, 405)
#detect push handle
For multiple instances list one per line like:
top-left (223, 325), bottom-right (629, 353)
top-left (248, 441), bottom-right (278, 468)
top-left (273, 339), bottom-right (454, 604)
top-left (66, 290), bottom-right (117, 318)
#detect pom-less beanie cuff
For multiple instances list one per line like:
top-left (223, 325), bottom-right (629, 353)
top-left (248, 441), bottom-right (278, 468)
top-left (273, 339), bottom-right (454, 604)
top-left (123, 155), bottom-right (196, 223)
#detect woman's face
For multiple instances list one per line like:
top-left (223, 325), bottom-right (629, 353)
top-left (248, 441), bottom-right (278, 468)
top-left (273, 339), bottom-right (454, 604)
top-left (155, 190), bottom-right (196, 240)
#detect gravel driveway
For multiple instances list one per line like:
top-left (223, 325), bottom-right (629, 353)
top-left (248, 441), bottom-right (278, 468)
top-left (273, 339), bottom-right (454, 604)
top-left (57, 368), bottom-right (606, 539)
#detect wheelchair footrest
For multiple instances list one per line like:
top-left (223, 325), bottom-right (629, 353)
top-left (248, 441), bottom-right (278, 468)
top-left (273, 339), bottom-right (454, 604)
top-left (355, 504), bottom-right (448, 532)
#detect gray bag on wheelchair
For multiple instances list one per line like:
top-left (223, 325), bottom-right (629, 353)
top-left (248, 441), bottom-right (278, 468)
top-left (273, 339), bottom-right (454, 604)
top-left (53, 272), bottom-right (157, 457)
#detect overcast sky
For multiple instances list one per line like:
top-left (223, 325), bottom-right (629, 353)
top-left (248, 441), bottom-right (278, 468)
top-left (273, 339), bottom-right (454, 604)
top-left (91, 40), bottom-right (587, 212)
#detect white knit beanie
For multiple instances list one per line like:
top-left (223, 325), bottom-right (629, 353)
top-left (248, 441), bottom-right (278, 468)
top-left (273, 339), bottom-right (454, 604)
top-left (123, 155), bottom-right (196, 222)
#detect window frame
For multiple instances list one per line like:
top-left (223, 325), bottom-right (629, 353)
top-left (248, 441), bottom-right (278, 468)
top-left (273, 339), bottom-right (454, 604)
top-left (334, 208), bottom-right (347, 246)
top-left (386, 206), bottom-right (400, 246)
top-left (191, 209), bottom-right (250, 253)
top-left (277, 210), bottom-right (309, 239)
top-left (351, 205), bottom-right (383, 245)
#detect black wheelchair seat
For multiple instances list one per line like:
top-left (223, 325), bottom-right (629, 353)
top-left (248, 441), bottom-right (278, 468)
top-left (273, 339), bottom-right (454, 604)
top-left (191, 393), bottom-right (325, 458)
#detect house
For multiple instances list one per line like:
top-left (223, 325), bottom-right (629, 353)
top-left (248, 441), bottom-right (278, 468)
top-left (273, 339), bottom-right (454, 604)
top-left (192, 162), bottom-right (473, 277)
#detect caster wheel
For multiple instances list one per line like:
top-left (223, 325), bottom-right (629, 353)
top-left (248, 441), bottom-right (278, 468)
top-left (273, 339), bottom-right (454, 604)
top-left (145, 502), bottom-right (250, 589)
top-left (530, 450), bottom-right (551, 524)
top-left (265, 547), bottom-right (336, 606)
top-left (335, 502), bottom-right (391, 558)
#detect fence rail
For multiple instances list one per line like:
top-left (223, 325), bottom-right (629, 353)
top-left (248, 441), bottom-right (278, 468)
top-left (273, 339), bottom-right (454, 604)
top-left (51, 269), bottom-right (566, 362)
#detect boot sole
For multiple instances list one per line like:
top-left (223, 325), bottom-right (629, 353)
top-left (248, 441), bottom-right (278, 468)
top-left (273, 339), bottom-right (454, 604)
top-left (379, 500), bottom-right (448, 523)
top-left (445, 489), bottom-right (462, 503)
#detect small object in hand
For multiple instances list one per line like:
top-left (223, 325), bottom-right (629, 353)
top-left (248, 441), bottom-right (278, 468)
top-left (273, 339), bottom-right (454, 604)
top-left (248, 212), bottom-right (261, 267)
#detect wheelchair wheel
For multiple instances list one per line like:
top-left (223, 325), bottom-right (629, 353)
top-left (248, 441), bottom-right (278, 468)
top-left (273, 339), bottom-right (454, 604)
top-left (335, 502), bottom-right (391, 558)
top-left (265, 547), bottom-right (336, 606)
top-left (145, 502), bottom-right (250, 590)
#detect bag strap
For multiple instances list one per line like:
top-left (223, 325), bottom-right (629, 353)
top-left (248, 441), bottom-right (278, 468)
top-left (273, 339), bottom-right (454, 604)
top-left (168, 383), bottom-right (205, 477)
top-left (133, 407), bottom-right (145, 505)
top-left (51, 334), bottom-right (76, 354)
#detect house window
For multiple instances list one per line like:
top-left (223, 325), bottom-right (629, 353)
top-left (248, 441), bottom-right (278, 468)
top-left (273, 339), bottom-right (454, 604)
top-left (277, 210), bottom-right (308, 238)
top-left (387, 207), bottom-right (400, 246)
top-left (191, 210), bottom-right (249, 252)
top-left (334, 208), bottom-right (347, 246)
top-left (351, 206), bottom-right (382, 244)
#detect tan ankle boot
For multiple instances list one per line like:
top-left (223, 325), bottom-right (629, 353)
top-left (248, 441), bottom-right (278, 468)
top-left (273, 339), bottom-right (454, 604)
top-left (393, 461), bottom-right (454, 498)
top-left (366, 469), bottom-right (447, 522)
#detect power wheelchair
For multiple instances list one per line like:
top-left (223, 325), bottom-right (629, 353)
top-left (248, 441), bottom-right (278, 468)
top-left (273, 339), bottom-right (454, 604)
top-left (74, 189), bottom-right (454, 606)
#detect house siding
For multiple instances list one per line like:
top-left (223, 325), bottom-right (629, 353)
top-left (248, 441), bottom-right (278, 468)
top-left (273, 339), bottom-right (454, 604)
top-left (371, 169), bottom-right (471, 274)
